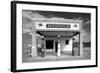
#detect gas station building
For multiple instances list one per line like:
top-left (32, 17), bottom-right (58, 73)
top-left (23, 18), bottom-right (83, 58)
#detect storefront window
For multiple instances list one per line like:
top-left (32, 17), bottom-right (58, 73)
top-left (65, 40), bottom-right (69, 44)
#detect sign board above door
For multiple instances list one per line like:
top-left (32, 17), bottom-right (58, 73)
top-left (36, 22), bottom-right (80, 31)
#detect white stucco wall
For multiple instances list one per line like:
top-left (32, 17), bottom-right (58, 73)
top-left (60, 38), bottom-right (72, 51)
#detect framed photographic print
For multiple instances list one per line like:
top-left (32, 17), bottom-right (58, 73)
top-left (11, 1), bottom-right (98, 72)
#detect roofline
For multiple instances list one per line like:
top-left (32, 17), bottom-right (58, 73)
top-left (32, 18), bottom-right (83, 23)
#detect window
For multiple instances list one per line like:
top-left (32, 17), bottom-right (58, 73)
top-left (65, 40), bottom-right (69, 44)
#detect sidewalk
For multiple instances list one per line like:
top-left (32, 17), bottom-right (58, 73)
top-left (23, 49), bottom-right (91, 63)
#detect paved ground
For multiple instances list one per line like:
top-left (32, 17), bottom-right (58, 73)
top-left (23, 48), bottom-right (91, 63)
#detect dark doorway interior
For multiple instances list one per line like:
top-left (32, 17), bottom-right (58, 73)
top-left (46, 40), bottom-right (53, 49)
top-left (55, 42), bottom-right (58, 53)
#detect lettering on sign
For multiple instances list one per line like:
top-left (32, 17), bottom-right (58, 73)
top-left (46, 24), bottom-right (70, 28)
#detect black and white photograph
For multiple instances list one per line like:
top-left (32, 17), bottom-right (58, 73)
top-left (22, 10), bottom-right (91, 63)
top-left (11, 1), bottom-right (97, 72)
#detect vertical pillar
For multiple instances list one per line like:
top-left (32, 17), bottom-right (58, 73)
top-left (31, 23), bottom-right (37, 57)
top-left (79, 32), bottom-right (83, 56)
top-left (57, 35), bottom-right (61, 56)
top-left (44, 37), bottom-right (46, 57)
top-left (72, 38), bottom-right (74, 56)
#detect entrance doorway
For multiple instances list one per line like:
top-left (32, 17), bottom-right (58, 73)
top-left (45, 40), bottom-right (54, 50)
top-left (45, 40), bottom-right (55, 56)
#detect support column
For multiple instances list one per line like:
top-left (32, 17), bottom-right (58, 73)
top-left (31, 24), bottom-right (37, 57)
top-left (72, 38), bottom-right (74, 56)
top-left (79, 32), bottom-right (83, 56)
top-left (57, 35), bottom-right (61, 56)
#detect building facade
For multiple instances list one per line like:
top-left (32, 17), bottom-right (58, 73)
top-left (23, 18), bottom-right (83, 58)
